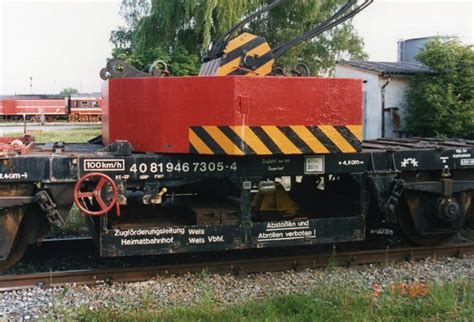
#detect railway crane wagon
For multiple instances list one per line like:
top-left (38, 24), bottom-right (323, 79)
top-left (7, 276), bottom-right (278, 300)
top-left (1, 0), bottom-right (473, 270)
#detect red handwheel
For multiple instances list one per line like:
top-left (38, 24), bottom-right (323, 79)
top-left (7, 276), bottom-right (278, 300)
top-left (73, 172), bottom-right (119, 216)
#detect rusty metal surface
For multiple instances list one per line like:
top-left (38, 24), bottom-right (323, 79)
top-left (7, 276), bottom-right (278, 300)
top-left (0, 136), bottom-right (35, 156)
top-left (363, 138), bottom-right (474, 152)
top-left (0, 209), bottom-right (24, 260)
top-left (0, 184), bottom-right (34, 260)
top-left (1, 243), bottom-right (472, 292)
top-left (0, 197), bottom-right (34, 209)
top-left (100, 59), bottom-right (169, 80)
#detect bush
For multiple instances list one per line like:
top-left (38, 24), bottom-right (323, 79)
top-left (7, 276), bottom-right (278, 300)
top-left (404, 38), bottom-right (474, 138)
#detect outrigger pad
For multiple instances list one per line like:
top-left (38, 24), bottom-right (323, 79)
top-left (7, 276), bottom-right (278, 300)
top-left (102, 77), bottom-right (362, 155)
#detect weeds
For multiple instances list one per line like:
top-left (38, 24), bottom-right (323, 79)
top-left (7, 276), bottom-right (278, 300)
top-left (73, 279), bottom-right (473, 321)
top-left (6, 127), bottom-right (101, 143)
top-left (47, 205), bottom-right (90, 237)
top-left (327, 244), bottom-right (338, 269)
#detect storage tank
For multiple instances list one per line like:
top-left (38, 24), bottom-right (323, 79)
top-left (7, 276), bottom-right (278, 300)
top-left (398, 36), bottom-right (450, 63)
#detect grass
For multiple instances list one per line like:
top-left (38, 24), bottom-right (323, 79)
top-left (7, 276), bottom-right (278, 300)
top-left (6, 127), bottom-right (101, 143)
top-left (47, 205), bottom-right (90, 237)
top-left (67, 279), bottom-right (473, 321)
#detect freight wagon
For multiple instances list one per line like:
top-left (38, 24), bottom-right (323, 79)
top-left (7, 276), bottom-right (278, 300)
top-left (1, 0), bottom-right (472, 271)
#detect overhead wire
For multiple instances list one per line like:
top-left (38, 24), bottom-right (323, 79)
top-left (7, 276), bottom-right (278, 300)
top-left (205, 0), bottom-right (286, 61)
top-left (272, 0), bottom-right (373, 58)
top-left (217, 0), bottom-right (286, 45)
top-left (204, 0), bottom-right (373, 62)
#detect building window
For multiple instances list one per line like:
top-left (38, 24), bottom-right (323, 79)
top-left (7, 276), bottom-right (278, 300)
top-left (81, 101), bottom-right (89, 107)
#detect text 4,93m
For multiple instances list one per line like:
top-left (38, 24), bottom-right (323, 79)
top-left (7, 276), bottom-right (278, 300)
top-left (129, 161), bottom-right (238, 174)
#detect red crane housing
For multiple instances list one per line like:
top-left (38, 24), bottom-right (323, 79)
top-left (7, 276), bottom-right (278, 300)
top-left (102, 76), bottom-right (362, 155)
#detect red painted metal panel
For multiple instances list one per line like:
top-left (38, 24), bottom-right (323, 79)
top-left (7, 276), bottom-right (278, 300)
top-left (2, 100), bottom-right (16, 115)
top-left (15, 100), bottom-right (66, 115)
top-left (102, 76), bottom-right (362, 153)
top-left (0, 99), bottom-right (67, 116)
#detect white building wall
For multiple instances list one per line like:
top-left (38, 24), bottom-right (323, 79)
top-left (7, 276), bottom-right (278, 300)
top-left (335, 65), bottom-right (410, 139)
top-left (335, 65), bottom-right (381, 139)
top-left (379, 77), bottom-right (409, 138)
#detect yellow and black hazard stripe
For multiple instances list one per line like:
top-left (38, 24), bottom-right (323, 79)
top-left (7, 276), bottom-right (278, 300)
top-left (216, 32), bottom-right (275, 77)
top-left (189, 125), bottom-right (362, 155)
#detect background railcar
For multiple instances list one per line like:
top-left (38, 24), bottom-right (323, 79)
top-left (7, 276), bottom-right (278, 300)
top-left (0, 95), bottom-right (102, 123)
top-left (0, 95), bottom-right (65, 121)
top-left (68, 97), bottom-right (102, 122)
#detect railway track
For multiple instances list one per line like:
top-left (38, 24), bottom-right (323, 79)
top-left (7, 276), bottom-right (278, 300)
top-left (1, 243), bottom-right (472, 292)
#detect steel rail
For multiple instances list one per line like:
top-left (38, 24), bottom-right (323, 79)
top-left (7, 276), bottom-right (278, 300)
top-left (0, 243), bottom-right (473, 292)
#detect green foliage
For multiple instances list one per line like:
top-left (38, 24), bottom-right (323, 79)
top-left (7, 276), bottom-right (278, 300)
top-left (248, 0), bottom-right (367, 75)
top-left (71, 279), bottom-right (473, 321)
top-left (59, 87), bottom-right (78, 97)
top-left (47, 205), bottom-right (90, 237)
top-left (111, 0), bottom-right (367, 76)
top-left (404, 39), bottom-right (474, 138)
top-left (110, 0), bottom-right (151, 49)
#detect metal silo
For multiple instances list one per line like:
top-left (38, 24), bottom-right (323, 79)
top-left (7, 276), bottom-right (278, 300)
top-left (398, 36), bottom-right (449, 63)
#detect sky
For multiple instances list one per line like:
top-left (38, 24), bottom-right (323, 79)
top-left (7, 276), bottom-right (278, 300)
top-left (0, 0), bottom-right (473, 95)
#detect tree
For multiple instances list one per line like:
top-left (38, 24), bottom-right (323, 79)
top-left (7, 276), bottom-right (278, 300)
top-left (59, 87), bottom-right (78, 97)
top-left (404, 39), bottom-right (474, 138)
top-left (110, 0), bottom-right (151, 51)
top-left (110, 0), bottom-right (367, 76)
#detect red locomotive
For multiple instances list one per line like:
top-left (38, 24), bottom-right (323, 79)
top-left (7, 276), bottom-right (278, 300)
top-left (0, 96), bottom-right (66, 122)
top-left (0, 95), bottom-right (101, 123)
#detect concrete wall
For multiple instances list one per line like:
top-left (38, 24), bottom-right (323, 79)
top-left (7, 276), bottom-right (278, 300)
top-left (335, 65), bottom-right (409, 139)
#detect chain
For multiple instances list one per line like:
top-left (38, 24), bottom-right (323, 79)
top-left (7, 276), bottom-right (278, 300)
top-left (34, 191), bottom-right (65, 229)
top-left (383, 179), bottom-right (405, 215)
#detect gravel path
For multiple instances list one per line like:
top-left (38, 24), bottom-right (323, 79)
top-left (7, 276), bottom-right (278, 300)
top-left (1, 255), bottom-right (472, 320)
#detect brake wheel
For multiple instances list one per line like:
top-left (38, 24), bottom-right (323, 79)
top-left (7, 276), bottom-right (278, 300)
top-left (74, 173), bottom-right (119, 216)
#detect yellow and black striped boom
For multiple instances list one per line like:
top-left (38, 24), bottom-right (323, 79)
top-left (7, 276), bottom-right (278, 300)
top-left (199, 33), bottom-right (275, 77)
top-left (199, 0), bottom-right (372, 76)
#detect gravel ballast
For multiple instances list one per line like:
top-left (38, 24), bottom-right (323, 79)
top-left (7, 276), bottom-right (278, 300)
top-left (0, 255), bottom-right (473, 320)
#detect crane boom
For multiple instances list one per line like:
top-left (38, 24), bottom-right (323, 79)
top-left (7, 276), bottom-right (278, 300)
top-left (199, 0), bottom-right (373, 76)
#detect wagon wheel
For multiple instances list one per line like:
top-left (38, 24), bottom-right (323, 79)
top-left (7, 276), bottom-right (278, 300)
top-left (0, 208), bottom-right (35, 272)
top-left (395, 194), bottom-right (456, 246)
top-left (74, 173), bottom-right (119, 216)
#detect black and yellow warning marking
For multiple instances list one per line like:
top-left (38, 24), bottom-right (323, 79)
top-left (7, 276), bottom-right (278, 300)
top-left (217, 33), bottom-right (275, 77)
top-left (189, 125), bottom-right (362, 155)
